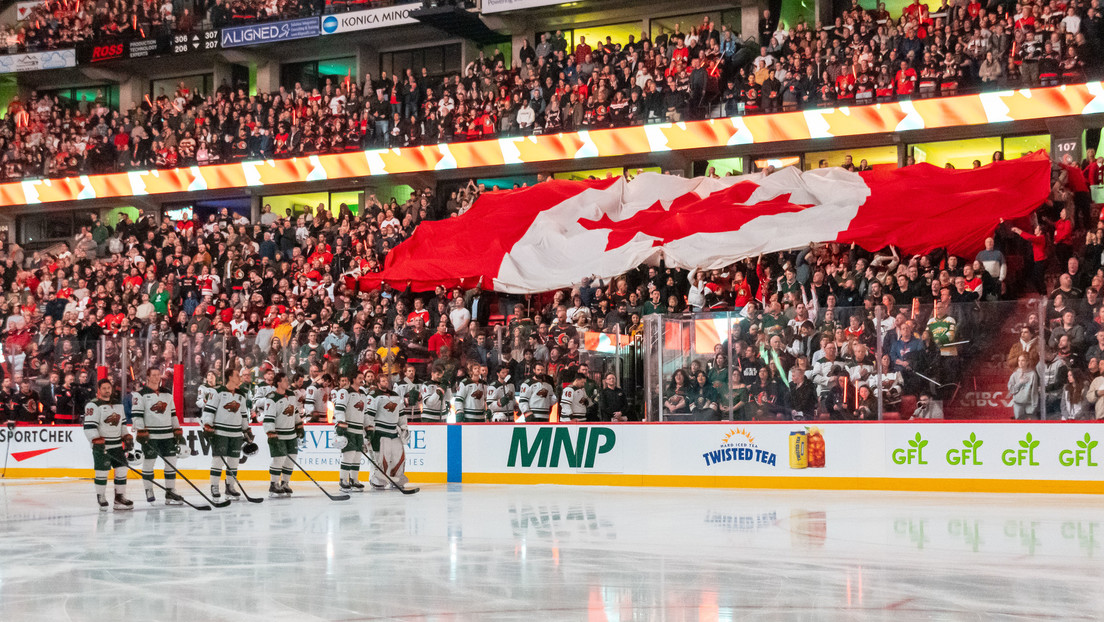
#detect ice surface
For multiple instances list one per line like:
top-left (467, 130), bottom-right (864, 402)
top-left (0, 479), bottom-right (1101, 621)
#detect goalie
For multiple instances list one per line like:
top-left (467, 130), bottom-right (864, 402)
top-left (367, 375), bottom-right (409, 490)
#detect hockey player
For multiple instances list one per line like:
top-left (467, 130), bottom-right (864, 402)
top-left (304, 373), bottom-right (331, 423)
top-left (452, 364), bottom-right (488, 422)
top-left (130, 368), bottom-right (185, 506)
top-left (200, 367), bottom-right (252, 501)
top-left (334, 374), bottom-right (369, 492)
top-left (487, 366), bottom-right (516, 422)
top-left (394, 364), bottom-right (420, 422)
top-left (560, 372), bottom-right (592, 422)
top-left (83, 379), bottom-right (132, 511)
top-left (518, 362), bottom-right (557, 422)
top-left (197, 371), bottom-right (218, 413)
top-left (252, 367), bottom-right (277, 420)
top-left (260, 372), bottom-right (302, 497)
top-left (418, 365), bottom-right (449, 422)
top-left (367, 375), bottom-right (408, 490)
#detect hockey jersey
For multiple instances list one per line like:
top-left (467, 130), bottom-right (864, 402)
top-left (197, 384), bottom-right (217, 410)
top-left (83, 399), bottom-right (126, 449)
top-left (418, 382), bottom-right (449, 422)
top-left (394, 378), bottom-right (420, 418)
top-left (486, 380), bottom-right (515, 421)
top-left (518, 375), bottom-right (557, 420)
top-left (304, 381), bottom-right (328, 420)
top-left (369, 390), bottom-right (405, 439)
top-left (560, 386), bottom-right (591, 422)
top-left (130, 387), bottom-right (178, 440)
top-left (260, 392), bottom-right (302, 440)
top-left (452, 378), bottom-right (487, 422)
top-left (201, 386), bottom-right (251, 437)
top-left (333, 387), bottom-right (370, 432)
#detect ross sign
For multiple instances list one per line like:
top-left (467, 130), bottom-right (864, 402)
top-left (0, 49), bottom-right (75, 74)
top-left (172, 30), bottom-right (219, 54)
top-left (220, 17), bottom-right (319, 48)
top-left (320, 6), bottom-right (418, 35)
top-left (481, 0), bottom-right (574, 14)
top-left (89, 42), bottom-right (125, 63)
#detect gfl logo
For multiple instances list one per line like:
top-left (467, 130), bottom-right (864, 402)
top-left (1059, 433), bottom-right (1099, 467)
top-left (892, 433), bottom-right (928, 465)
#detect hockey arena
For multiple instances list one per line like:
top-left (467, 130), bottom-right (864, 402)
top-left (2, 0), bottom-right (1104, 618)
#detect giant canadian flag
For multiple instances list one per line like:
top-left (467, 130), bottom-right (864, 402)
top-left (361, 152), bottom-right (1051, 293)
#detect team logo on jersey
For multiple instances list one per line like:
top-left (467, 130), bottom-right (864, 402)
top-left (151, 401), bottom-right (169, 413)
top-left (354, 402), bottom-right (364, 410)
top-left (225, 400), bottom-right (242, 412)
top-left (105, 413), bottom-right (121, 426)
top-left (472, 390), bottom-right (484, 400)
top-left (283, 404), bottom-right (296, 416)
top-left (382, 401), bottom-right (398, 412)
top-left (537, 389), bottom-right (549, 398)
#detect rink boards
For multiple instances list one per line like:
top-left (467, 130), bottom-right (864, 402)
top-left (2, 422), bottom-right (1103, 494)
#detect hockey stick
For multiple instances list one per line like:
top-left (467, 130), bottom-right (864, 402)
top-left (110, 457), bottom-right (212, 511)
top-left (217, 455), bottom-right (263, 504)
top-left (359, 449), bottom-right (419, 495)
top-left (1, 420), bottom-right (14, 478)
top-left (287, 456), bottom-right (350, 501)
top-left (148, 441), bottom-right (231, 508)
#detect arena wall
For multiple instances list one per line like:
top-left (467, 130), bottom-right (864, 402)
top-left (3, 422), bottom-right (1102, 494)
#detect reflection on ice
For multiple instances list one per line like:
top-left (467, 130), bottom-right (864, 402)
top-left (0, 480), bottom-right (1101, 620)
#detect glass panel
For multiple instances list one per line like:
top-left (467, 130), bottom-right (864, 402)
top-left (262, 192), bottom-right (330, 219)
top-left (805, 145), bottom-right (898, 171)
top-left (910, 137), bottom-right (1003, 170)
top-left (1003, 134), bottom-right (1051, 160)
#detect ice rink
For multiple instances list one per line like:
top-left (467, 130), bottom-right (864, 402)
top-left (0, 479), bottom-right (1101, 621)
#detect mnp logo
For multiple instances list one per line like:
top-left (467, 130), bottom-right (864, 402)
top-left (507, 427), bottom-right (615, 468)
top-left (702, 428), bottom-right (778, 467)
top-left (322, 16), bottom-right (338, 34)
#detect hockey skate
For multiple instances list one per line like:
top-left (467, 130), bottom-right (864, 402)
top-left (145, 488), bottom-right (156, 504)
top-left (210, 485), bottom-right (221, 500)
top-left (349, 480), bottom-right (365, 492)
top-left (339, 481), bottom-right (353, 493)
top-left (269, 482), bottom-right (282, 498)
top-left (164, 491), bottom-right (184, 506)
top-left (279, 482), bottom-right (293, 496)
top-left (113, 494), bottom-right (134, 511)
top-left (225, 485), bottom-right (242, 501)
top-left (97, 494), bottom-right (109, 512)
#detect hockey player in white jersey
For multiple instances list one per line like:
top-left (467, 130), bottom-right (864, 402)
top-left (200, 367), bottom-right (252, 501)
top-left (367, 375), bottom-right (409, 490)
top-left (84, 378), bottom-right (133, 511)
top-left (394, 364), bottom-right (420, 422)
top-left (418, 365), bottom-right (449, 422)
top-left (304, 374), bottom-right (331, 422)
top-left (130, 368), bottom-right (185, 506)
top-left (334, 374), bottom-right (370, 492)
top-left (560, 372), bottom-right (592, 422)
top-left (251, 367), bottom-right (276, 420)
top-left (196, 371), bottom-right (218, 413)
top-left (486, 366), bottom-right (516, 422)
top-left (518, 362), bottom-right (557, 422)
top-left (259, 372), bottom-right (302, 497)
top-left (452, 364), bottom-right (488, 423)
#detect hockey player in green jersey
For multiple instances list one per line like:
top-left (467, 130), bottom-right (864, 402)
top-left (200, 367), bottom-right (252, 501)
top-left (131, 368), bottom-right (185, 506)
top-left (84, 378), bottom-right (133, 511)
top-left (259, 372), bottom-right (302, 497)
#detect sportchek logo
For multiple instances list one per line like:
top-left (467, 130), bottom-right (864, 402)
top-left (507, 427), bottom-right (615, 468)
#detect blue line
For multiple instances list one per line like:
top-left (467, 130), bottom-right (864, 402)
top-left (447, 424), bottom-right (462, 483)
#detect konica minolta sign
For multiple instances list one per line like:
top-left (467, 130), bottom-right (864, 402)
top-left (321, 6), bottom-right (418, 35)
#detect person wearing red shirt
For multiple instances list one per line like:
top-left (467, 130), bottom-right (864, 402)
top-left (574, 36), bottom-right (592, 62)
top-left (894, 61), bottom-right (918, 96)
top-left (1011, 223), bottom-right (1048, 294)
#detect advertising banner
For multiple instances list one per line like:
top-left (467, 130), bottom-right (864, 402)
top-left (15, 0), bottom-right (45, 21)
top-left (481, 0), bottom-right (574, 14)
top-left (320, 6), bottom-right (418, 35)
top-left (0, 49), bottom-right (75, 74)
top-left (220, 17), bottom-right (319, 48)
top-left (128, 37), bottom-right (169, 59)
top-left (0, 424), bottom-right (447, 482)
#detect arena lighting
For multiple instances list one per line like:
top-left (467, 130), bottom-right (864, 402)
top-left (3, 82), bottom-right (1102, 208)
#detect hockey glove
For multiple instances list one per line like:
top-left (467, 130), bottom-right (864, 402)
top-left (122, 434), bottom-right (134, 452)
top-left (243, 428), bottom-right (255, 443)
top-left (136, 429), bottom-right (150, 442)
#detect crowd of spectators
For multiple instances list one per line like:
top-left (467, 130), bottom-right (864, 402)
top-left (0, 147), bottom-right (1093, 426)
top-left (2, 0), bottom-right (1103, 182)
